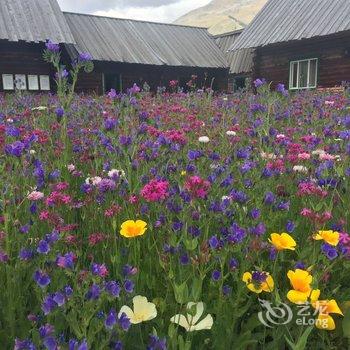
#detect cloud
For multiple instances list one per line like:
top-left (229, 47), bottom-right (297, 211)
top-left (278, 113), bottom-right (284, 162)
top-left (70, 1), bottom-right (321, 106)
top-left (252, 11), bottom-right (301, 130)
top-left (93, 0), bottom-right (211, 23)
top-left (58, 0), bottom-right (185, 13)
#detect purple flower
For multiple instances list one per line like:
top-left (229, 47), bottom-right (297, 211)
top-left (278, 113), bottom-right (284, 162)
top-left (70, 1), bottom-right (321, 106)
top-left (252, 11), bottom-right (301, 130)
top-left (148, 334), bottom-right (167, 350)
top-left (108, 89), bottom-right (117, 99)
top-left (0, 250), bottom-right (8, 263)
top-left (222, 285), bottom-right (232, 296)
top-left (34, 270), bottom-right (51, 288)
top-left (124, 279), bottom-right (134, 293)
top-left (286, 220), bottom-right (295, 233)
top-left (264, 192), bottom-right (275, 205)
top-left (86, 284), bottom-right (100, 300)
top-left (105, 309), bottom-right (117, 329)
top-left (56, 252), bottom-right (75, 269)
top-left (37, 240), bottom-right (50, 254)
top-left (5, 141), bottom-right (26, 157)
top-left (208, 235), bottom-right (219, 249)
top-left (322, 243), bottom-right (338, 260)
top-left (55, 107), bottom-right (64, 119)
top-left (254, 78), bottom-right (266, 88)
top-left (53, 292), bottom-right (65, 306)
top-left (39, 324), bottom-right (54, 338)
top-left (105, 281), bottom-right (121, 297)
top-left (229, 258), bottom-right (239, 270)
top-left (46, 40), bottom-right (60, 52)
top-left (250, 208), bottom-right (261, 220)
top-left (211, 270), bottom-right (221, 281)
top-left (69, 340), bottom-right (88, 350)
top-left (43, 337), bottom-right (57, 350)
top-left (118, 312), bottom-right (131, 331)
top-left (42, 295), bottom-right (57, 315)
top-left (295, 261), bottom-right (306, 269)
top-left (19, 248), bottom-right (34, 261)
top-left (251, 271), bottom-right (267, 283)
top-left (79, 52), bottom-right (92, 62)
top-left (14, 339), bottom-right (36, 350)
top-left (179, 253), bottom-right (190, 265)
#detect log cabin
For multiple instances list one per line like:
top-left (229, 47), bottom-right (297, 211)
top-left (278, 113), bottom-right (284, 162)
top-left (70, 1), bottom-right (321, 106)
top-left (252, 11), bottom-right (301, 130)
top-left (0, 0), bottom-right (229, 94)
top-left (62, 12), bottom-right (228, 94)
top-left (230, 0), bottom-right (350, 90)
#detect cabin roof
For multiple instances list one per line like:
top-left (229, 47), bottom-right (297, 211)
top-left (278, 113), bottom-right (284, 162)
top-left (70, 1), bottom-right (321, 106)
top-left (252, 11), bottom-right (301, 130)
top-left (214, 31), bottom-right (253, 75)
top-left (230, 0), bottom-right (350, 50)
top-left (63, 12), bottom-right (228, 69)
top-left (0, 0), bottom-right (75, 44)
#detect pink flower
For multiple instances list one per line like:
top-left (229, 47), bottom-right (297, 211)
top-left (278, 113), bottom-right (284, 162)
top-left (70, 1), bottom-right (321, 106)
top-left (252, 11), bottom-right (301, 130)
top-left (297, 153), bottom-right (311, 160)
top-left (300, 208), bottom-right (312, 217)
top-left (184, 176), bottom-right (210, 199)
top-left (141, 179), bottom-right (169, 202)
top-left (27, 191), bottom-right (44, 201)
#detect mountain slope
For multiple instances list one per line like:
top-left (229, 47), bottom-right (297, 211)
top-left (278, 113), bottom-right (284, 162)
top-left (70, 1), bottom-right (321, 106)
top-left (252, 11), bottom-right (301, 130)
top-left (174, 0), bottom-right (267, 35)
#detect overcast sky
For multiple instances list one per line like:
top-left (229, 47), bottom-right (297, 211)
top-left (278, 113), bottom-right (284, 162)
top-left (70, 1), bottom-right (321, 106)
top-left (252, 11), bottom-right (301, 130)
top-left (57, 0), bottom-right (212, 23)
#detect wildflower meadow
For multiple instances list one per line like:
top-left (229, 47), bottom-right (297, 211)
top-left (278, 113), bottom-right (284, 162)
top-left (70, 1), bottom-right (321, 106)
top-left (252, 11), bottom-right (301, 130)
top-left (1, 44), bottom-right (350, 350)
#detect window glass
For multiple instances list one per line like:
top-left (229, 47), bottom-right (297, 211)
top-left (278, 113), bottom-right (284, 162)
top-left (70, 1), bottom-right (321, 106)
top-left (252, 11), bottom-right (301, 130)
top-left (2, 74), bottom-right (14, 90)
top-left (291, 62), bottom-right (298, 88)
top-left (15, 74), bottom-right (27, 90)
top-left (28, 75), bottom-right (39, 90)
top-left (309, 59), bottom-right (317, 87)
top-left (299, 61), bottom-right (308, 88)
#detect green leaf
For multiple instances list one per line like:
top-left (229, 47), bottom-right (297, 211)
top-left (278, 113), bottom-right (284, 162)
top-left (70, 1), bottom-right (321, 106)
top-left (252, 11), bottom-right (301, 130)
top-left (342, 308), bottom-right (350, 338)
top-left (191, 277), bottom-right (203, 301)
top-left (285, 326), bottom-right (313, 350)
top-left (174, 281), bottom-right (189, 304)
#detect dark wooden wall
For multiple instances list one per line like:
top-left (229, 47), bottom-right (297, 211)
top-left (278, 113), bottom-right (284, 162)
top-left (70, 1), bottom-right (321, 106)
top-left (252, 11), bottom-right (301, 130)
top-left (0, 41), bottom-right (53, 91)
top-left (254, 31), bottom-right (350, 88)
top-left (75, 61), bottom-right (229, 94)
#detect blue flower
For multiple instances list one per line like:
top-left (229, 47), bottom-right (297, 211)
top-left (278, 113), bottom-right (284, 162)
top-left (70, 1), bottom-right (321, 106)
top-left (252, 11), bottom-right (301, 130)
top-left (33, 270), bottom-right (50, 288)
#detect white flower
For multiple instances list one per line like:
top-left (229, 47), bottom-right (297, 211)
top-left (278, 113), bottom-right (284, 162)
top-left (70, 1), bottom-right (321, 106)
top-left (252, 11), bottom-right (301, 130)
top-left (7, 118), bottom-right (14, 123)
top-left (108, 169), bottom-right (126, 178)
top-left (226, 130), bottom-right (236, 136)
top-left (198, 136), bottom-right (210, 143)
top-left (30, 149), bottom-right (36, 155)
top-left (293, 165), bottom-right (308, 173)
top-left (118, 295), bottom-right (157, 324)
top-left (32, 106), bottom-right (47, 111)
top-left (85, 176), bottom-right (102, 186)
top-left (312, 149), bottom-right (326, 156)
top-left (276, 134), bottom-right (286, 139)
top-left (67, 164), bottom-right (75, 172)
top-left (170, 302), bottom-right (213, 332)
top-left (221, 195), bottom-right (231, 202)
top-left (260, 152), bottom-right (277, 160)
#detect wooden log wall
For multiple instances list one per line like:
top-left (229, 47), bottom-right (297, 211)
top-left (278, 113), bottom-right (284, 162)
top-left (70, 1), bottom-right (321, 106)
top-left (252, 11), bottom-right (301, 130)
top-left (254, 32), bottom-right (350, 88)
top-left (0, 41), bottom-right (54, 91)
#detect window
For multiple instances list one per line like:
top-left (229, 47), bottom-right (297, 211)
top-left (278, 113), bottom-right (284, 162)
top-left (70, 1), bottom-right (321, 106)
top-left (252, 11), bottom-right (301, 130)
top-left (2, 74), bottom-right (14, 90)
top-left (15, 74), bottom-right (27, 90)
top-left (289, 58), bottom-right (318, 90)
top-left (39, 75), bottom-right (50, 90)
top-left (28, 75), bottom-right (39, 90)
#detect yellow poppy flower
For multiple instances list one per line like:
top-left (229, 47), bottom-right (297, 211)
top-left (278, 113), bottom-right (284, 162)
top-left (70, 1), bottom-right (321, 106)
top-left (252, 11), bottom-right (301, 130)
top-left (313, 230), bottom-right (339, 246)
top-left (269, 232), bottom-right (297, 251)
top-left (120, 220), bottom-right (147, 238)
top-left (313, 299), bottom-right (343, 331)
top-left (286, 269), bottom-right (317, 304)
top-left (242, 271), bottom-right (274, 293)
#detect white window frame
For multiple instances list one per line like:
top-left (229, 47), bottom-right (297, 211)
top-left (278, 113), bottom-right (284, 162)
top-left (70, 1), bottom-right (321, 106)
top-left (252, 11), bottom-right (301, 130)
top-left (289, 58), bottom-right (318, 90)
